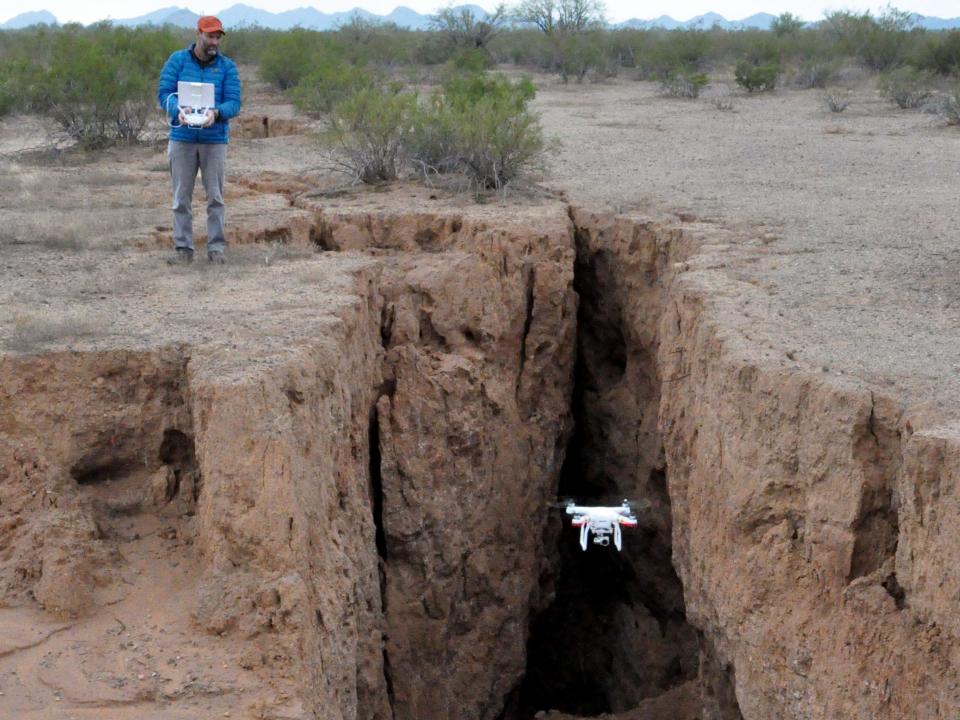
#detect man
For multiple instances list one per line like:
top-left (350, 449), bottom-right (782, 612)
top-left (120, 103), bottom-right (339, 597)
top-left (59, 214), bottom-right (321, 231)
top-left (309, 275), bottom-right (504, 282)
top-left (157, 16), bottom-right (241, 264)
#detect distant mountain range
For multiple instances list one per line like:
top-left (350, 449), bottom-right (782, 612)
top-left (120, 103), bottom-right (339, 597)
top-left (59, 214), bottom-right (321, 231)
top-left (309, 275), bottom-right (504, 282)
top-left (3, 4), bottom-right (960, 31)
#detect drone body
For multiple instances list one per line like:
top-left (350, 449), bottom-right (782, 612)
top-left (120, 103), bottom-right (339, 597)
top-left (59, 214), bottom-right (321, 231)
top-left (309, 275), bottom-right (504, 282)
top-left (565, 500), bottom-right (638, 551)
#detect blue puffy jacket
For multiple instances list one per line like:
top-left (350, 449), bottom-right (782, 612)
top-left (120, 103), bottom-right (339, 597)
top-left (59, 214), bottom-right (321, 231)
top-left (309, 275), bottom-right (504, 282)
top-left (157, 45), bottom-right (241, 144)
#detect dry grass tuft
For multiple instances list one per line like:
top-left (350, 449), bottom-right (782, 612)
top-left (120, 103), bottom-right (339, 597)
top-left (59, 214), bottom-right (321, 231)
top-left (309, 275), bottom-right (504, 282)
top-left (5, 308), bottom-right (105, 353)
top-left (824, 88), bottom-right (851, 113)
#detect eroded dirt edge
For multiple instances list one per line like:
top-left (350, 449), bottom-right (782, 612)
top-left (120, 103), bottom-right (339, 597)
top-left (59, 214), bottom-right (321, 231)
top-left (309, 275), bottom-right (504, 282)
top-left (2, 198), bottom-right (959, 720)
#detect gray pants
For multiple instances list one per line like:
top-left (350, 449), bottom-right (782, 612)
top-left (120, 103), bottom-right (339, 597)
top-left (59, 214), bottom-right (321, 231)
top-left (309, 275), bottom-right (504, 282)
top-left (168, 140), bottom-right (227, 253)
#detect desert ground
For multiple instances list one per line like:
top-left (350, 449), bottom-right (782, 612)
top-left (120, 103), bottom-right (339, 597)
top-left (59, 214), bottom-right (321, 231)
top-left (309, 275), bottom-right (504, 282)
top-left (6, 72), bottom-right (960, 407)
top-left (2, 67), bottom-right (960, 719)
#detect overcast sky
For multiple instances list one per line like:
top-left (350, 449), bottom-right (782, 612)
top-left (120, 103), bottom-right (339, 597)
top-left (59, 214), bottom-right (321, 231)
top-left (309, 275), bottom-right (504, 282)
top-left (4, 0), bottom-right (959, 28)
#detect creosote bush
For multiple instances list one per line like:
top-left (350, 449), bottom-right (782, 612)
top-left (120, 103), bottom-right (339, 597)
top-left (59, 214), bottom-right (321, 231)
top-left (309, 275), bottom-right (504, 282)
top-left (735, 62), bottom-right (779, 92)
top-left (735, 38), bottom-right (781, 93)
top-left (326, 68), bottom-right (543, 190)
top-left (258, 29), bottom-right (330, 90)
top-left (442, 72), bottom-right (543, 188)
top-left (0, 24), bottom-right (179, 147)
top-left (325, 84), bottom-right (417, 183)
top-left (291, 56), bottom-right (374, 115)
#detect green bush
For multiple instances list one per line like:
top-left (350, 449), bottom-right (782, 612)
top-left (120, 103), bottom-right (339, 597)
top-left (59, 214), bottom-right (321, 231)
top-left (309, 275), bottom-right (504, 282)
top-left (332, 68), bottom-right (544, 189)
top-left (822, 9), bottom-right (916, 72)
top-left (735, 62), bottom-right (779, 92)
top-left (449, 48), bottom-right (494, 73)
top-left (291, 54), bottom-right (374, 115)
top-left (637, 30), bottom-right (708, 81)
top-left (441, 72), bottom-right (543, 188)
top-left (217, 27), bottom-right (275, 65)
top-left (0, 70), bottom-right (14, 117)
top-left (409, 92), bottom-right (460, 175)
top-left (334, 18), bottom-right (418, 67)
top-left (793, 60), bottom-right (837, 88)
top-left (258, 29), bottom-right (328, 90)
top-left (771, 12), bottom-right (805, 37)
top-left (0, 24), bottom-right (178, 147)
top-left (551, 32), bottom-right (603, 83)
top-left (660, 69), bottom-right (708, 97)
top-left (914, 31), bottom-right (960, 76)
top-left (325, 85), bottom-right (417, 183)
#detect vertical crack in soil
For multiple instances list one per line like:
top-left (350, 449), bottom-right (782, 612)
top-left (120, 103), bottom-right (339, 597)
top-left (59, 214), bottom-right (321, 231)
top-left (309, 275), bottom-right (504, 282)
top-left (849, 391), bottom-right (902, 588)
top-left (369, 399), bottom-right (395, 719)
top-left (504, 218), bottom-right (700, 718)
top-left (517, 264), bottom-right (536, 380)
top-left (369, 405), bottom-right (388, 563)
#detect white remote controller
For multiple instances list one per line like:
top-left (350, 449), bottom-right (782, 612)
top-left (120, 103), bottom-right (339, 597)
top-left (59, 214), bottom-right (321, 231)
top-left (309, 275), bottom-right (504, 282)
top-left (176, 82), bottom-right (215, 128)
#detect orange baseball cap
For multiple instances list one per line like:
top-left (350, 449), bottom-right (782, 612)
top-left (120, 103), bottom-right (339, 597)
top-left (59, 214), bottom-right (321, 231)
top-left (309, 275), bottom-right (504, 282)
top-left (197, 16), bottom-right (225, 34)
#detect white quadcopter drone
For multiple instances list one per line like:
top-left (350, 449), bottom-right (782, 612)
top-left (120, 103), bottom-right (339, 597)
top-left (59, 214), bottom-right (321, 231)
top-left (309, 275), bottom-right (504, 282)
top-left (565, 499), bottom-right (638, 551)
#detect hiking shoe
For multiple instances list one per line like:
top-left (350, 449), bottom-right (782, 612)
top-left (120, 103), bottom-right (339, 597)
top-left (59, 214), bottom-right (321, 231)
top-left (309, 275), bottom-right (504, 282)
top-left (207, 250), bottom-right (226, 264)
top-left (166, 248), bottom-right (194, 265)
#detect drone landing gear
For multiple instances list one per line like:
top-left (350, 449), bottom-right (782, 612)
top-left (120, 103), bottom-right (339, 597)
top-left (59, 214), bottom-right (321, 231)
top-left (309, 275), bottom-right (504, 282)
top-left (579, 523), bottom-right (623, 551)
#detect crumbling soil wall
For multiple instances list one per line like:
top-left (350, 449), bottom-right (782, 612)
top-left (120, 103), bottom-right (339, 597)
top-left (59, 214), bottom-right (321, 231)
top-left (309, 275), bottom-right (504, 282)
top-left (0, 349), bottom-right (192, 615)
top-left (5, 197), bottom-right (960, 720)
top-left (186, 278), bottom-right (393, 720)
top-left (297, 202), bottom-right (578, 720)
top-left (597, 212), bottom-right (960, 720)
top-left (0, 199), bottom-right (579, 720)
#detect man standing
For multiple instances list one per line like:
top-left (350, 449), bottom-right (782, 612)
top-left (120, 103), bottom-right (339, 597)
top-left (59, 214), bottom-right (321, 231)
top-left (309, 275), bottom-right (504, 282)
top-left (158, 16), bottom-right (241, 264)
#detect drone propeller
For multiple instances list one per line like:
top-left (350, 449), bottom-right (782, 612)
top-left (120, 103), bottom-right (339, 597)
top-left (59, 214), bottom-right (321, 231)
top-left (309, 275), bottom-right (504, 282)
top-left (548, 496), bottom-right (652, 510)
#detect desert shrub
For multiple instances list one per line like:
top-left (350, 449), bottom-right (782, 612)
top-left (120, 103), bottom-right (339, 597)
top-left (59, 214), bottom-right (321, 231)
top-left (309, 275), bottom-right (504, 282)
top-left (451, 75), bottom-right (544, 189)
top-left (513, 0), bottom-right (605, 35)
top-left (429, 4), bottom-right (506, 63)
top-left (660, 69), bottom-right (708, 98)
top-left (936, 86), bottom-right (960, 125)
top-left (734, 37), bottom-right (781, 92)
top-left (334, 17), bottom-right (418, 67)
top-left (291, 53), bottom-right (374, 115)
top-left (488, 29), bottom-right (547, 66)
top-left (551, 32), bottom-right (603, 83)
top-left (824, 88), bottom-right (851, 112)
top-left (822, 8), bottom-right (916, 72)
top-left (637, 30), bottom-right (708, 81)
top-left (793, 60), bottom-right (838, 89)
top-left (588, 46), bottom-right (620, 82)
top-left (880, 67), bottom-right (934, 108)
top-left (325, 85), bottom-right (417, 183)
top-left (913, 31), bottom-right (960, 77)
top-left (258, 29), bottom-right (328, 90)
top-left (410, 70), bottom-right (543, 188)
top-left (218, 27), bottom-right (276, 65)
top-left (735, 62), bottom-right (779, 92)
top-left (15, 24), bottom-right (179, 147)
top-left (0, 63), bottom-right (20, 117)
top-left (408, 93), bottom-right (460, 176)
top-left (771, 12), bottom-right (805, 37)
top-left (450, 73), bottom-right (541, 187)
top-left (449, 47), bottom-right (493, 73)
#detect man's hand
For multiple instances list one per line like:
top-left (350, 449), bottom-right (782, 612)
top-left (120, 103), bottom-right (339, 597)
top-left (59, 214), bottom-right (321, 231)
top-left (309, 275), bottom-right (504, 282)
top-left (177, 106), bottom-right (191, 125)
top-left (201, 109), bottom-right (216, 128)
